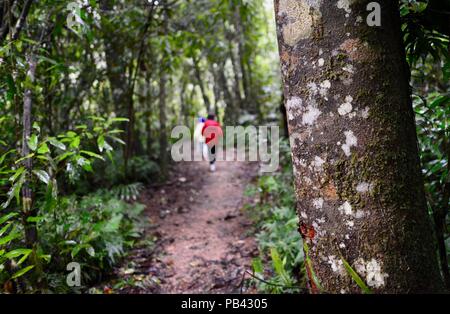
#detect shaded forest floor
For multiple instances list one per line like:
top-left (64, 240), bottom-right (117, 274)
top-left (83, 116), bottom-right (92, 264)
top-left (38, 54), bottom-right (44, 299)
top-left (99, 156), bottom-right (261, 293)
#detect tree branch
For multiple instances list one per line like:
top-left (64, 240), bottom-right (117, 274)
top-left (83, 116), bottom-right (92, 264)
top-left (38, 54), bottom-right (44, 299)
top-left (0, 0), bottom-right (16, 43)
top-left (11, 0), bottom-right (33, 40)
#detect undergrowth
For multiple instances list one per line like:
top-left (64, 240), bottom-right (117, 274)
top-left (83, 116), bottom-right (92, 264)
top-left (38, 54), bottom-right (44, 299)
top-left (244, 139), bottom-right (306, 293)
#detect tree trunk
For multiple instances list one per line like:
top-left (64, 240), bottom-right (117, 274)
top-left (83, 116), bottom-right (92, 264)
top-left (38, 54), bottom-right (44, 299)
top-left (211, 64), bottom-right (221, 117)
top-left (228, 39), bottom-right (243, 111)
top-left (124, 2), bottom-right (155, 175)
top-left (145, 45), bottom-right (155, 158)
top-left (101, 0), bottom-right (130, 168)
top-left (124, 85), bottom-right (134, 177)
top-left (102, 34), bottom-right (127, 115)
top-left (274, 0), bottom-right (445, 293)
top-left (193, 56), bottom-right (211, 113)
top-left (158, 68), bottom-right (168, 179)
top-left (158, 8), bottom-right (169, 179)
top-left (218, 61), bottom-right (236, 125)
top-left (233, 1), bottom-right (250, 104)
top-left (179, 78), bottom-right (189, 127)
top-left (22, 53), bottom-right (37, 247)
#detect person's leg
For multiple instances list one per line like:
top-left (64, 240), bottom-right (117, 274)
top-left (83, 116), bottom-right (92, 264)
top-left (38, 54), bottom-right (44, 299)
top-left (209, 145), bottom-right (216, 171)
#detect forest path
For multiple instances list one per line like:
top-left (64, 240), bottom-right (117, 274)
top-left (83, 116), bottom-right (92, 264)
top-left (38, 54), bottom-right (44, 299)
top-left (115, 156), bottom-right (260, 294)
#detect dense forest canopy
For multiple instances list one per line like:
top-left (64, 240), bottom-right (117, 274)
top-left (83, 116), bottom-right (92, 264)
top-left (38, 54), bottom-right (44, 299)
top-left (0, 0), bottom-right (448, 294)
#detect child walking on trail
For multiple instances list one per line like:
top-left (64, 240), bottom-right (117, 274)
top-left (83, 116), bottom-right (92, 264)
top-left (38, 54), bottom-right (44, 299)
top-left (202, 113), bottom-right (223, 172)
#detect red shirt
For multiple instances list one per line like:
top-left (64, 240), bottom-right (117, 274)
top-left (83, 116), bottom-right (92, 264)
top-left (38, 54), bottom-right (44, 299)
top-left (201, 119), bottom-right (223, 146)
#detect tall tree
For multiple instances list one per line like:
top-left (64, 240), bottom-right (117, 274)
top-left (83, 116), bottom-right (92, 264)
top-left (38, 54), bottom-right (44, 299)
top-left (124, 1), bottom-right (156, 176)
top-left (192, 55), bottom-right (212, 113)
top-left (158, 5), bottom-right (170, 179)
top-left (274, 0), bottom-right (445, 293)
top-left (22, 52), bottom-right (37, 247)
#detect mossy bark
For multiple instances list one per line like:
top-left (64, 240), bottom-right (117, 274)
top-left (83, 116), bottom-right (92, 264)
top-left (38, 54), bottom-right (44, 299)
top-left (274, 0), bottom-right (445, 293)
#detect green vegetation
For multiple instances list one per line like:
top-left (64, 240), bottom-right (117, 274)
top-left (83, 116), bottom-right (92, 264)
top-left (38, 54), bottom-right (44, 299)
top-left (0, 0), bottom-right (280, 293)
top-left (402, 0), bottom-right (450, 284)
top-left (245, 140), bottom-right (305, 293)
top-left (0, 117), bottom-right (145, 292)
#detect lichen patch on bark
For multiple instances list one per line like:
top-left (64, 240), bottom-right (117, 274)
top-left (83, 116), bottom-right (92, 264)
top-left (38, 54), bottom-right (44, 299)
top-left (278, 0), bottom-right (322, 46)
top-left (336, 0), bottom-right (357, 14)
top-left (286, 96), bottom-right (303, 121)
top-left (302, 104), bottom-right (322, 126)
top-left (356, 182), bottom-right (372, 193)
top-left (313, 197), bottom-right (324, 209)
top-left (338, 95), bottom-right (354, 116)
top-left (341, 130), bottom-right (358, 156)
top-left (328, 255), bottom-right (345, 274)
top-left (354, 258), bottom-right (389, 288)
top-left (338, 201), bottom-right (366, 218)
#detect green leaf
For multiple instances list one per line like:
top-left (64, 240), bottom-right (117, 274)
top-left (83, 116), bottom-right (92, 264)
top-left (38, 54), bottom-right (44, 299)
top-left (82, 162), bottom-right (93, 172)
top-left (97, 135), bottom-right (105, 152)
top-left (48, 138), bottom-right (66, 151)
top-left (88, 116), bottom-right (106, 122)
top-left (80, 150), bottom-right (104, 160)
top-left (11, 265), bottom-right (35, 279)
top-left (38, 254), bottom-right (51, 263)
top-left (110, 117), bottom-right (129, 123)
top-left (303, 241), bottom-right (324, 292)
top-left (3, 248), bottom-right (32, 260)
top-left (103, 141), bottom-right (113, 152)
top-left (15, 153), bottom-right (34, 164)
top-left (37, 143), bottom-right (50, 154)
top-left (32, 122), bottom-right (40, 133)
top-left (9, 167), bottom-right (25, 182)
top-left (0, 150), bottom-right (15, 166)
top-left (28, 134), bottom-right (38, 151)
top-left (55, 151), bottom-right (75, 163)
top-left (0, 212), bottom-right (19, 225)
top-left (252, 257), bottom-right (264, 274)
top-left (70, 136), bottom-right (80, 149)
top-left (103, 214), bottom-right (122, 232)
top-left (0, 230), bottom-right (21, 245)
top-left (33, 170), bottom-right (50, 184)
top-left (107, 129), bottom-right (124, 135)
top-left (2, 177), bottom-right (25, 209)
top-left (86, 245), bottom-right (95, 257)
top-left (270, 247), bottom-right (284, 277)
top-left (340, 255), bottom-right (372, 294)
top-left (0, 224), bottom-right (12, 237)
top-left (429, 95), bottom-right (450, 109)
top-left (71, 245), bottom-right (83, 258)
top-left (66, 131), bottom-right (77, 138)
top-left (26, 216), bottom-right (44, 223)
top-left (109, 136), bottom-right (125, 145)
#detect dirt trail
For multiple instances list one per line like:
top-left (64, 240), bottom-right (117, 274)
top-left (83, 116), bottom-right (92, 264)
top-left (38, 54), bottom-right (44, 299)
top-left (114, 157), bottom-right (259, 294)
